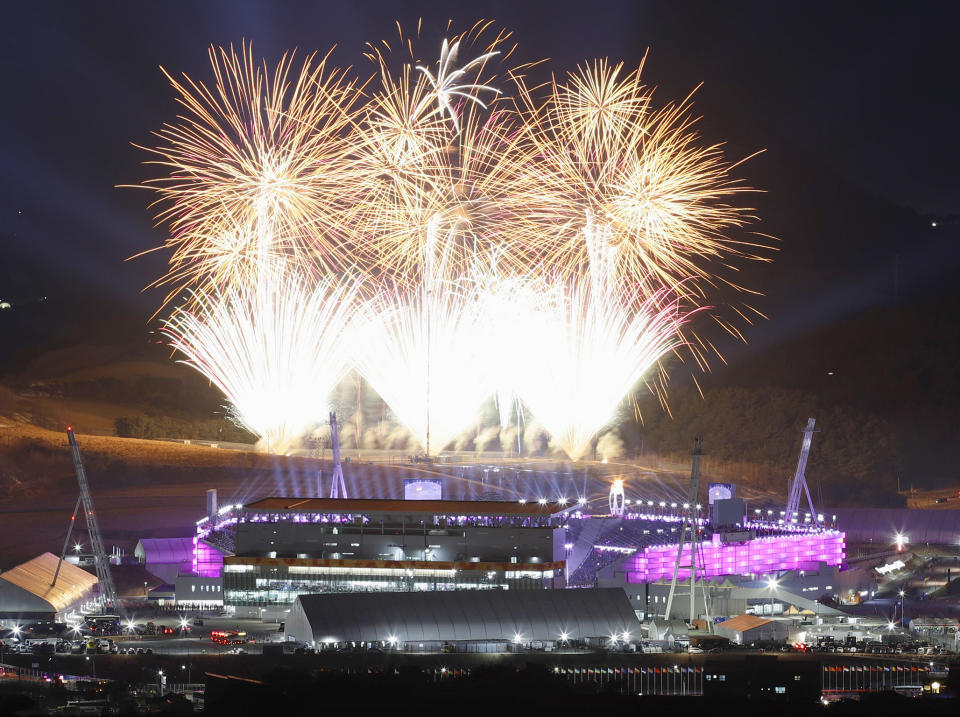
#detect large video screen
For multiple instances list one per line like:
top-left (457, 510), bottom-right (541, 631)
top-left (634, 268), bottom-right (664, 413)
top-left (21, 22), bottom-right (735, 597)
top-left (708, 482), bottom-right (735, 504)
top-left (404, 478), bottom-right (443, 501)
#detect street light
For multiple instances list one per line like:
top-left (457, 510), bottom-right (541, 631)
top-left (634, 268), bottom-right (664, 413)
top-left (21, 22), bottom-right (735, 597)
top-left (766, 576), bottom-right (780, 616)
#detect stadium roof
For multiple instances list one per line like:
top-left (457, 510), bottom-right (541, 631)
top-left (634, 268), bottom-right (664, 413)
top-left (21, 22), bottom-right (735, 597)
top-left (134, 537), bottom-right (195, 564)
top-left (287, 588), bottom-right (640, 644)
top-left (0, 552), bottom-right (98, 613)
top-left (244, 497), bottom-right (567, 516)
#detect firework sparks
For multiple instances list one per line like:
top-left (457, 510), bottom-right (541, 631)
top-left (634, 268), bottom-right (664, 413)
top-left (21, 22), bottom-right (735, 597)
top-left (351, 275), bottom-right (493, 455)
top-left (415, 37), bottom-right (502, 132)
top-left (514, 278), bottom-right (701, 460)
top-left (352, 23), bottom-right (518, 284)
top-left (162, 269), bottom-right (361, 453)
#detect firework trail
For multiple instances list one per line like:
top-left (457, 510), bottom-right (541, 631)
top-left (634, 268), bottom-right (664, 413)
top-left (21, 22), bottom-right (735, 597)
top-left (162, 268), bottom-right (361, 453)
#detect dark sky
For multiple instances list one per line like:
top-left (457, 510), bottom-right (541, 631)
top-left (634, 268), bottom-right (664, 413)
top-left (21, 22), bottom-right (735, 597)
top-left (0, 0), bottom-right (957, 352)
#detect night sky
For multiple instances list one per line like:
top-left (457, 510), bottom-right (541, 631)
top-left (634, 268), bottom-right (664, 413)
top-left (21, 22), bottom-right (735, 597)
top-left (1, 0), bottom-right (958, 366)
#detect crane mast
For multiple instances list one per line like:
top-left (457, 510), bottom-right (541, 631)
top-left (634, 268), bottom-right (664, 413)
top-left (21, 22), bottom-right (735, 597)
top-left (66, 427), bottom-right (122, 615)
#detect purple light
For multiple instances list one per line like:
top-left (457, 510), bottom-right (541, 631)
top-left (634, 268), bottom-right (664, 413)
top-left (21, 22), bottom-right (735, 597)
top-left (624, 531), bottom-right (845, 583)
top-left (193, 540), bottom-right (225, 578)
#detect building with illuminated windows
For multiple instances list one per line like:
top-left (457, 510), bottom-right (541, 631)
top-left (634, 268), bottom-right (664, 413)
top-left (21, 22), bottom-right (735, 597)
top-left (200, 498), bottom-right (568, 618)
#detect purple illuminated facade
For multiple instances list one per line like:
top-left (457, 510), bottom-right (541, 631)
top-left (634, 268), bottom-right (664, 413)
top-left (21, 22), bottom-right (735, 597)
top-left (192, 538), bottom-right (225, 578)
top-left (623, 530), bottom-right (845, 583)
top-left (192, 506), bottom-right (240, 579)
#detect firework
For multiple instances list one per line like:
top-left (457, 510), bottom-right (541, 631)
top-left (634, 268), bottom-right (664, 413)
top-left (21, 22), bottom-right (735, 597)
top-left (136, 42), bottom-right (365, 302)
top-left (138, 26), bottom-right (769, 458)
top-left (513, 277), bottom-right (700, 460)
top-left (162, 268), bottom-right (361, 452)
top-left (351, 271), bottom-right (493, 455)
top-left (504, 59), bottom-right (766, 294)
top-left (352, 23), bottom-right (518, 283)
top-left (472, 261), bottom-right (544, 428)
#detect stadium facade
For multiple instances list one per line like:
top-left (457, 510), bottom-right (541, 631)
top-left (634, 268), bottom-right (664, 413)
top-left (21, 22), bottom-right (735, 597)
top-left (197, 498), bottom-right (567, 618)
top-left (177, 485), bottom-right (858, 622)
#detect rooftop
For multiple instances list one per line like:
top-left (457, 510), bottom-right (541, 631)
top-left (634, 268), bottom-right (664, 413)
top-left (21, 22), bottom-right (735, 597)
top-left (243, 497), bottom-right (567, 517)
top-left (0, 552), bottom-right (98, 611)
top-left (717, 614), bottom-right (774, 632)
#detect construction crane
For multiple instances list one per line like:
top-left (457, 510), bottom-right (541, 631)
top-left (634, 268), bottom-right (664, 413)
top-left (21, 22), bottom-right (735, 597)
top-left (664, 438), bottom-right (711, 627)
top-left (55, 427), bottom-right (122, 616)
top-left (328, 412), bottom-right (348, 499)
top-left (785, 418), bottom-right (819, 526)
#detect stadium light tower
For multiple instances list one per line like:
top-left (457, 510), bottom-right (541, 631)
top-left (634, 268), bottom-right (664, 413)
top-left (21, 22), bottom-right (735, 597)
top-left (608, 479), bottom-right (625, 516)
top-left (665, 438), bottom-right (711, 627)
top-left (328, 412), bottom-right (348, 499)
top-left (785, 418), bottom-right (819, 526)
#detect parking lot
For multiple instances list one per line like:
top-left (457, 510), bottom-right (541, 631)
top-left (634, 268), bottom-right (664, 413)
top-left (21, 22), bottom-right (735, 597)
top-left (0, 615), bottom-right (286, 658)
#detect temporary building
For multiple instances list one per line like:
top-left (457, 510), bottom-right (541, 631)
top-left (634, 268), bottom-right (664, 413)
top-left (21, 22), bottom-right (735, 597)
top-left (0, 552), bottom-right (98, 619)
top-left (288, 588), bottom-right (640, 646)
top-left (714, 614), bottom-right (789, 644)
top-left (134, 538), bottom-right (195, 583)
